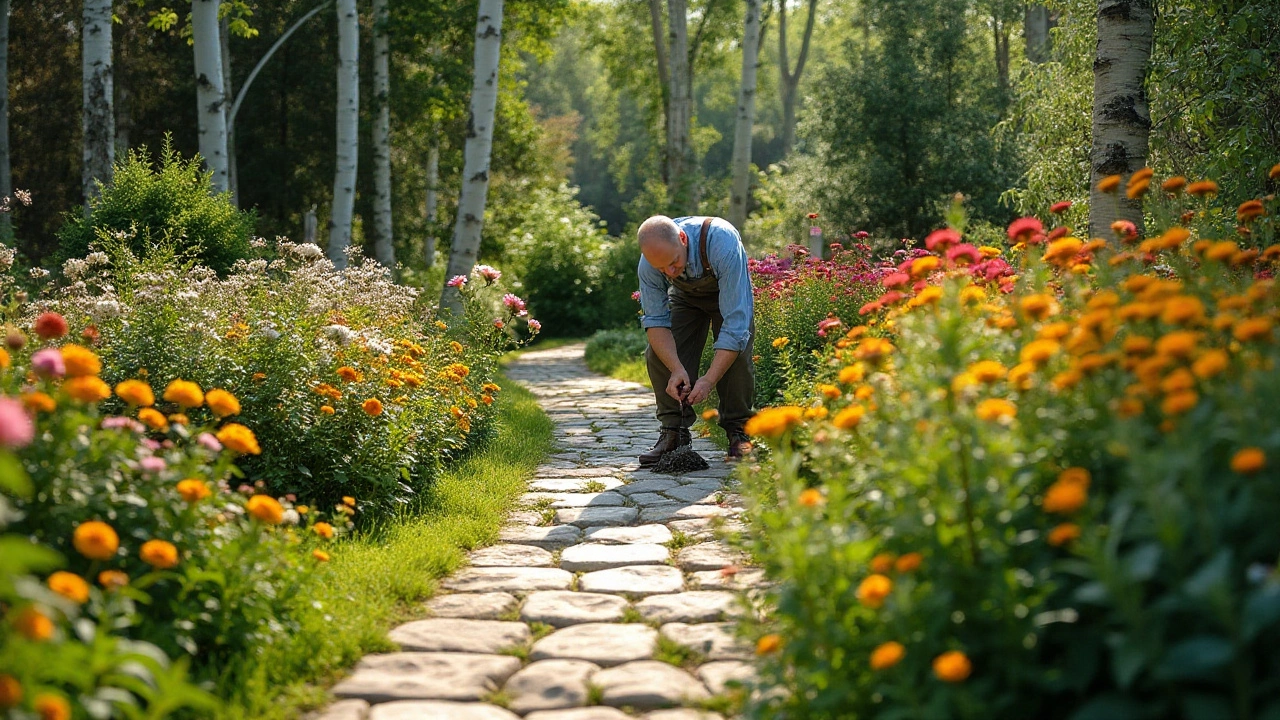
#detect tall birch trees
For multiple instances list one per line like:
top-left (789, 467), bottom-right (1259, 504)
top-left (440, 0), bottom-right (505, 314)
top-left (328, 0), bottom-right (360, 268)
top-left (0, 0), bottom-right (10, 234)
top-left (371, 0), bottom-right (395, 269)
top-left (192, 0), bottom-right (230, 193)
top-left (1088, 0), bottom-right (1153, 237)
top-left (728, 0), bottom-right (761, 233)
top-left (423, 140), bottom-right (439, 268)
top-left (664, 0), bottom-right (695, 210)
top-left (82, 0), bottom-right (114, 203)
top-left (777, 0), bottom-right (817, 158)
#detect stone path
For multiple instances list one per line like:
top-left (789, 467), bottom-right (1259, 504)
top-left (314, 344), bottom-right (766, 720)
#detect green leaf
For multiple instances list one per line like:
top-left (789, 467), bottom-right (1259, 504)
top-left (1069, 693), bottom-right (1148, 720)
top-left (1124, 543), bottom-right (1162, 582)
top-left (1242, 584), bottom-right (1280, 642)
top-left (1183, 550), bottom-right (1231, 599)
top-left (1108, 636), bottom-right (1146, 689)
top-left (0, 451), bottom-right (32, 497)
top-left (1154, 635), bottom-right (1234, 680)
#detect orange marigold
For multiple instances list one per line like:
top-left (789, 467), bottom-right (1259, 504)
top-left (320, 405), bottom-right (335, 415)
top-left (856, 574), bottom-right (893, 608)
top-left (1186, 179), bottom-right (1219, 197)
top-left (1234, 317), bottom-right (1274, 342)
top-left (60, 344), bottom-right (101, 377)
top-left (139, 539), bottom-right (180, 569)
top-left (336, 366), bottom-right (363, 383)
top-left (313, 522), bottom-right (336, 539)
top-left (47, 572), bottom-right (90, 604)
top-left (1047, 523), bottom-right (1082, 547)
top-left (756, 633), bottom-right (783, 655)
top-left (975, 398), bottom-right (1016, 423)
top-left (1020, 339), bottom-right (1061, 366)
top-left (1020, 294), bottom-right (1056, 320)
top-left (206, 389), bottom-right (241, 417)
top-left (312, 549), bottom-right (331, 562)
top-left (1154, 331), bottom-right (1200, 359)
top-left (1161, 390), bottom-right (1199, 415)
top-left (933, 651), bottom-right (972, 682)
top-left (895, 552), bottom-right (923, 572)
top-left (1043, 480), bottom-right (1087, 514)
top-left (245, 495), bottom-right (284, 524)
top-left (65, 376), bottom-right (111, 403)
top-left (1192, 350), bottom-right (1229, 379)
top-left (870, 553), bottom-right (895, 574)
top-left (13, 607), bottom-right (54, 641)
top-left (870, 641), bottom-right (906, 670)
top-left (744, 406), bottom-right (804, 438)
top-left (98, 570), bottom-right (129, 590)
top-left (1162, 176), bottom-right (1187, 193)
top-left (73, 521), bottom-right (119, 560)
top-left (176, 478), bottom-right (211, 503)
top-left (838, 363), bottom-right (866, 385)
top-left (163, 379), bottom-right (204, 408)
top-left (217, 423), bottom-right (261, 454)
top-left (137, 407), bottom-right (169, 431)
top-left (362, 398), bottom-right (384, 416)
top-left (0, 674), bottom-right (21, 708)
top-left (968, 360), bottom-right (1007, 383)
top-left (34, 693), bottom-right (71, 720)
top-left (1230, 447), bottom-right (1266, 475)
top-left (1096, 175), bottom-right (1122, 193)
top-left (115, 379), bottom-right (154, 406)
top-left (21, 391), bottom-right (56, 413)
top-left (832, 404), bottom-right (866, 429)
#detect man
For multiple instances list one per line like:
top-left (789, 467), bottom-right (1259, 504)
top-left (635, 215), bottom-right (755, 465)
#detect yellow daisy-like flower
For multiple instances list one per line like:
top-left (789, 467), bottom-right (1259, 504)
top-left (46, 572), bottom-right (90, 604)
top-left (137, 407), bottom-right (169, 431)
top-left (176, 478), bottom-right (212, 503)
top-left (139, 539), bottom-right (180, 569)
top-left (115, 379), bottom-right (155, 407)
top-left (60, 344), bottom-right (102, 377)
top-left (73, 521), bottom-right (119, 561)
top-left (933, 651), bottom-right (972, 682)
top-left (163, 379), bottom-right (204, 408)
top-left (975, 398), bottom-right (1016, 423)
top-left (65, 376), bottom-right (111, 403)
top-left (245, 495), bottom-right (284, 524)
top-left (744, 406), bottom-right (804, 439)
top-left (205, 388), bottom-right (241, 418)
top-left (217, 423), bottom-right (262, 455)
top-left (870, 641), bottom-right (905, 670)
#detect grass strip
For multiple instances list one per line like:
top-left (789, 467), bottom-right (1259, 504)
top-left (221, 376), bottom-right (554, 719)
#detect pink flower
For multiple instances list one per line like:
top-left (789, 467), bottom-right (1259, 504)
top-left (527, 319), bottom-right (542, 333)
top-left (102, 416), bottom-right (145, 433)
top-left (816, 316), bottom-right (843, 337)
top-left (447, 275), bottom-right (468, 288)
top-left (474, 265), bottom-right (502, 284)
top-left (925, 228), bottom-right (961, 251)
top-left (853, 231), bottom-right (870, 239)
top-left (139, 456), bottom-right (167, 473)
top-left (1047, 226), bottom-right (1071, 241)
top-left (882, 272), bottom-right (910, 289)
top-left (197, 432), bottom-right (223, 452)
top-left (31, 348), bottom-right (65, 378)
top-left (0, 397), bottom-right (34, 448)
top-left (631, 291), bottom-right (642, 302)
top-left (502, 293), bottom-right (528, 317)
top-left (1007, 217), bottom-right (1044, 243)
top-left (141, 438), bottom-right (161, 451)
top-left (946, 243), bottom-right (982, 265)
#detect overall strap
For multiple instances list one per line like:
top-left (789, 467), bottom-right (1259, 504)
top-left (699, 217), bottom-right (715, 278)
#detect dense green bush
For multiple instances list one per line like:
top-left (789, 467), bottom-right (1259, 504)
top-left (584, 327), bottom-right (648, 377)
top-left (57, 140), bottom-right (257, 276)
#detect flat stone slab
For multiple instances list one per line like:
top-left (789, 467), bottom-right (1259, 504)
top-left (637, 504), bottom-right (686, 524)
top-left (578, 565), bottom-right (685, 596)
top-left (617, 478), bottom-right (681, 496)
top-left (659, 623), bottom-right (751, 661)
top-left (552, 493), bottom-right (626, 508)
top-left (592, 660), bottom-right (710, 709)
top-left (559, 543), bottom-right (669, 572)
top-left (662, 485), bottom-right (720, 504)
top-left (310, 699), bottom-right (368, 720)
top-left (530, 623), bottom-right (658, 666)
top-left (389, 618), bottom-right (530, 654)
top-left (676, 543), bottom-right (742, 572)
top-left (443, 567), bottom-right (573, 593)
top-left (332, 652), bottom-right (520, 703)
top-left (629, 492), bottom-right (677, 507)
top-left (469, 544), bottom-right (555, 567)
top-left (520, 591), bottom-right (629, 627)
top-left (555, 506), bottom-right (639, 528)
top-left (697, 660), bottom-right (757, 695)
top-left (368, 701), bottom-right (520, 720)
top-left (642, 711), bottom-right (725, 720)
top-left (690, 568), bottom-right (768, 591)
top-left (531, 478), bottom-right (625, 493)
top-left (584, 524), bottom-right (674, 545)
top-left (634, 591), bottom-right (740, 623)
top-left (426, 592), bottom-right (519, 620)
top-left (525, 708), bottom-right (632, 720)
top-left (499, 525), bottom-right (582, 550)
top-left (504, 659), bottom-right (600, 713)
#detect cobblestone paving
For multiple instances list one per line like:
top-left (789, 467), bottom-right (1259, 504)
top-left (313, 344), bottom-right (765, 720)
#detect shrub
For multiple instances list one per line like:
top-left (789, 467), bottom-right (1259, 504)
top-left (743, 172), bottom-right (1280, 719)
top-left (57, 138), bottom-right (257, 276)
top-left (584, 327), bottom-right (648, 381)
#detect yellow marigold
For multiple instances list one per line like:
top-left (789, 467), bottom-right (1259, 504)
top-left (912, 286), bottom-right (943, 306)
top-left (217, 423), bottom-right (261, 454)
top-left (1118, 397), bottom-right (1144, 418)
top-left (1186, 179), bottom-right (1218, 197)
top-left (701, 409), bottom-right (719, 420)
top-left (343, 496), bottom-right (356, 507)
top-left (98, 570), bottom-right (129, 590)
top-left (1160, 368), bottom-right (1196, 395)
top-left (137, 407), bottom-right (168, 431)
top-left (756, 633), bottom-right (783, 655)
top-left (838, 363), bottom-right (865, 385)
top-left (1058, 467), bottom-right (1091, 488)
top-left (1008, 362), bottom-right (1035, 390)
top-left (13, 606), bottom-right (54, 641)
top-left (744, 406), bottom-right (804, 438)
top-left (21, 391), bottom-right (56, 413)
top-left (1155, 331), bottom-right (1200, 359)
top-left (1020, 339), bottom-right (1060, 366)
top-left (320, 405), bottom-right (335, 415)
top-left (1234, 317), bottom-right (1274, 342)
top-left (176, 479), bottom-right (211, 503)
top-left (1019, 294), bottom-right (1055, 320)
top-left (362, 398), bottom-right (384, 416)
top-left (870, 641), bottom-right (906, 670)
top-left (313, 522), bottom-right (335, 539)
top-left (34, 693), bottom-right (71, 720)
top-left (139, 539), bottom-right (179, 569)
top-left (803, 406), bottom-right (828, 420)
top-left (313, 549), bottom-right (331, 562)
top-left (952, 372), bottom-right (978, 393)
top-left (1048, 523), bottom-right (1082, 547)
top-left (798, 488), bottom-right (824, 507)
top-left (245, 495), bottom-right (284, 524)
top-left (1097, 175), bottom-right (1122, 193)
top-left (1044, 238), bottom-right (1085, 266)
top-left (447, 363), bottom-right (471, 378)
top-left (60, 344), bottom-right (101, 377)
top-left (855, 385), bottom-right (874, 401)
top-left (1231, 447), bottom-right (1266, 475)
top-left (979, 245), bottom-right (1002, 257)
top-left (47, 572), bottom-right (90, 604)
top-left (870, 553), bottom-right (895, 573)
top-left (0, 674), bottom-right (21, 708)
top-left (910, 255), bottom-right (939, 278)
top-left (854, 337), bottom-right (895, 362)
top-left (481, 382), bottom-right (501, 393)
top-left (1043, 480), bottom-right (1087, 514)
top-left (336, 366), bottom-right (363, 383)
top-left (163, 379), bottom-right (204, 408)
top-left (933, 651), bottom-right (972, 682)
top-left (65, 376), bottom-right (111, 403)
top-left (168, 413), bottom-right (190, 426)
top-left (968, 360), bottom-right (1007, 383)
top-left (1192, 350), bottom-right (1230, 379)
top-left (895, 552), bottom-right (923, 572)
top-left (206, 389), bottom-right (241, 417)
top-left (112, 379), bottom-right (154, 407)
top-left (772, 336), bottom-right (790, 349)
top-left (816, 383), bottom-right (841, 400)
top-left (857, 574), bottom-right (893, 609)
top-left (449, 341), bottom-right (464, 353)
top-left (975, 398), bottom-right (1016, 423)
top-left (832, 404), bottom-right (866, 429)
top-left (1126, 178), bottom-right (1150, 200)
top-left (1161, 390), bottom-right (1199, 415)
top-left (73, 520), bottom-right (119, 561)
top-left (1036, 323), bottom-right (1070, 341)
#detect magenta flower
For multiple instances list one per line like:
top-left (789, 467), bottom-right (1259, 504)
top-left (31, 348), bottom-right (66, 378)
top-left (502, 293), bottom-right (528, 317)
top-left (946, 244), bottom-right (982, 266)
top-left (631, 291), bottom-right (642, 302)
top-left (474, 265), bottom-right (502, 284)
top-left (527, 319), bottom-right (542, 334)
top-left (447, 275), bottom-right (468, 288)
top-left (925, 228), bottom-right (961, 251)
top-left (816, 316), bottom-right (843, 337)
top-left (0, 397), bottom-right (34, 448)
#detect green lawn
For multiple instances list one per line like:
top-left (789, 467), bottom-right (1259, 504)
top-left (222, 376), bottom-right (553, 719)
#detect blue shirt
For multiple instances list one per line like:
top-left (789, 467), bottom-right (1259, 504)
top-left (637, 217), bottom-right (753, 354)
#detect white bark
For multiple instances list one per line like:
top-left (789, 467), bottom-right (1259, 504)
top-left (1025, 5), bottom-right (1052, 63)
top-left (1089, 0), bottom-right (1153, 238)
top-left (440, 0), bottom-right (504, 314)
top-left (665, 0), bottom-right (694, 210)
top-left (424, 139), bottom-right (439, 268)
top-left (304, 205), bottom-right (318, 243)
top-left (328, 0), bottom-right (360, 268)
top-left (372, 0), bottom-right (395, 268)
top-left (221, 14), bottom-right (239, 206)
top-left (192, 0), bottom-right (229, 193)
top-left (0, 0), bottom-right (11, 234)
top-left (778, 0), bottom-right (817, 158)
top-left (728, 0), bottom-right (761, 235)
top-left (82, 0), bottom-right (114, 204)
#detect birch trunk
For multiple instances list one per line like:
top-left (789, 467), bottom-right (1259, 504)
top-left (371, 0), bottom-right (395, 268)
top-left (1088, 0), bottom-right (1153, 238)
top-left (1025, 5), bottom-right (1052, 63)
top-left (648, 0), bottom-right (671, 184)
top-left (0, 0), bottom-right (10, 236)
top-left (728, 0), bottom-right (761, 234)
top-left (424, 139), bottom-right (439, 268)
top-left (777, 0), bottom-right (817, 158)
top-left (221, 14), bottom-right (239, 206)
top-left (440, 0), bottom-right (504, 314)
top-left (192, 0), bottom-right (229, 193)
top-left (82, 0), bottom-right (114, 204)
top-left (328, 0), bottom-right (360, 269)
top-left (665, 0), bottom-right (694, 212)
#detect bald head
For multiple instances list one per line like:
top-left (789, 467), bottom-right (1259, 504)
top-left (638, 215), bottom-right (688, 279)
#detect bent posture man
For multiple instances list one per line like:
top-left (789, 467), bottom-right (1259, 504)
top-left (636, 215), bottom-right (754, 465)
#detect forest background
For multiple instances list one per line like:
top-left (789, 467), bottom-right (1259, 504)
top-left (6, 0), bottom-right (1279, 336)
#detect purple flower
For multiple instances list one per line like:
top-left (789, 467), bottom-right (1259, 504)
top-left (447, 275), bottom-right (468, 288)
top-left (139, 456), bottom-right (167, 473)
top-left (527, 319), bottom-right (542, 334)
top-left (502, 293), bottom-right (528, 317)
top-left (197, 432), bottom-right (223, 452)
top-left (31, 348), bottom-right (65, 378)
top-left (474, 265), bottom-right (502, 284)
top-left (0, 397), bottom-right (34, 449)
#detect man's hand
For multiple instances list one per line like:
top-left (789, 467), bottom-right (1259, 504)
top-left (666, 367), bottom-right (692, 403)
top-left (686, 377), bottom-right (715, 405)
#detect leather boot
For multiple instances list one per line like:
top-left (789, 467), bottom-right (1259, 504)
top-left (639, 428), bottom-right (691, 467)
top-left (725, 429), bottom-right (754, 461)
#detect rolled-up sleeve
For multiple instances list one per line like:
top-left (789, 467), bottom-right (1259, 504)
top-left (638, 257), bottom-right (672, 330)
top-left (709, 225), bottom-right (753, 353)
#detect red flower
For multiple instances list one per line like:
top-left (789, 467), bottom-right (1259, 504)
top-left (946, 244), bottom-right (981, 266)
top-left (1047, 226), bottom-right (1071, 241)
top-left (807, 212), bottom-right (819, 219)
top-left (1006, 217), bottom-right (1044, 244)
top-left (33, 312), bottom-right (68, 340)
top-left (1110, 220), bottom-right (1138, 243)
top-left (925, 228), bottom-right (961, 251)
top-left (1050, 201), bottom-right (1072, 214)
top-left (881, 272), bottom-right (911, 289)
